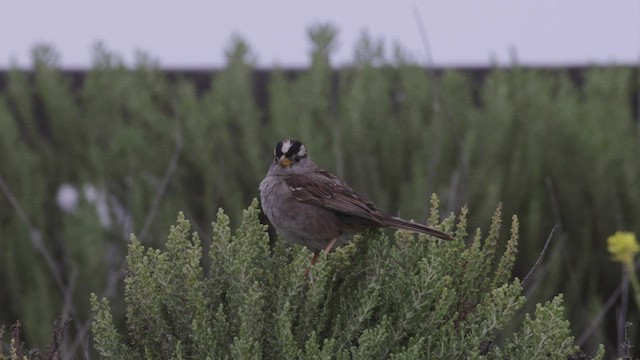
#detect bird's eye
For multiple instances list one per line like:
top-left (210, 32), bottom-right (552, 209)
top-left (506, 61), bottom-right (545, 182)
top-left (274, 156), bottom-right (278, 163)
top-left (294, 157), bottom-right (301, 163)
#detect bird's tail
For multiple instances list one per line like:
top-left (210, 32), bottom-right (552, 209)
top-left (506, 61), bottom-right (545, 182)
top-left (383, 216), bottom-right (453, 240)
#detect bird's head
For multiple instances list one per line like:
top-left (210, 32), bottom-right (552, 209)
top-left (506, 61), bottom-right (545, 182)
top-left (269, 139), bottom-right (312, 174)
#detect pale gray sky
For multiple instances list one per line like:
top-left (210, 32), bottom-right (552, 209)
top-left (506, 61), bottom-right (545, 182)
top-left (1, 0), bottom-right (639, 69)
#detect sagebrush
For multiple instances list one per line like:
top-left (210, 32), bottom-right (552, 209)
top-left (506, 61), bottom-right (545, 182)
top-left (91, 197), bottom-right (596, 359)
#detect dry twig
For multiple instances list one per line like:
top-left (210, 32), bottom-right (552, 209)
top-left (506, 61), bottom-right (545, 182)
top-left (521, 225), bottom-right (558, 288)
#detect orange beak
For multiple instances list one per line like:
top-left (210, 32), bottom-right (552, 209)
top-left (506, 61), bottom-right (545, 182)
top-left (279, 157), bottom-right (292, 168)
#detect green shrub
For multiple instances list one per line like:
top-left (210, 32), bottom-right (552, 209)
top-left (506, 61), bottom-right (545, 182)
top-left (91, 198), bottom-right (593, 359)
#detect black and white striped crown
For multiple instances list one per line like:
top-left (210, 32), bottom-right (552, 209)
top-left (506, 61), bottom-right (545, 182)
top-left (274, 139), bottom-right (307, 159)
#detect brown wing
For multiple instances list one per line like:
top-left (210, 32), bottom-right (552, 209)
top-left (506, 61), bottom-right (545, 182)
top-left (284, 170), bottom-right (385, 226)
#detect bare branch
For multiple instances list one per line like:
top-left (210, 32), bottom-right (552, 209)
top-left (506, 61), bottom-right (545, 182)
top-left (65, 316), bottom-right (92, 360)
top-left (138, 118), bottom-right (184, 241)
top-left (0, 174), bottom-right (89, 358)
top-left (413, 7), bottom-right (444, 208)
top-left (413, 8), bottom-right (467, 213)
top-left (0, 174), bottom-right (66, 292)
top-left (616, 274), bottom-right (629, 357)
top-left (544, 177), bottom-right (564, 232)
top-left (521, 225), bottom-right (558, 288)
top-left (577, 259), bottom-right (640, 346)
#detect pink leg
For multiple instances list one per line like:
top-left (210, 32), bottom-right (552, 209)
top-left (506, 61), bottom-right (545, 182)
top-left (323, 237), bottom-right (338, 255)
top-left (303, 237), bottom-right (338, 279)
top-left (304, 251), bottom-right (320, 278)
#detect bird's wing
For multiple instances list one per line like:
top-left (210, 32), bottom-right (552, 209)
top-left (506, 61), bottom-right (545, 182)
top-left (284, 170), bottom-right (385, 225)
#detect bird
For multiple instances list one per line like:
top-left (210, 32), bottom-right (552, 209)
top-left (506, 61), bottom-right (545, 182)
top-left (259, 139), bottom-right (452, 276)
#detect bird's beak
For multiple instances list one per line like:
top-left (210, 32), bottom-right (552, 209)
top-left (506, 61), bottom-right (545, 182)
top-left (279, 157), bottom-right (292, 168)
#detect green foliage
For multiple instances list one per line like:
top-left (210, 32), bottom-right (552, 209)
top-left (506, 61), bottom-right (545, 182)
top-left (505, 295), bottom-right (575, 359)
top-left (91, 199), bottom-right (583, 359)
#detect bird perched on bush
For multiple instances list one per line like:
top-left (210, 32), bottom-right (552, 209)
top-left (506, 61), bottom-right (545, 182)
top-left (260, 139), bottom-right (452, 276)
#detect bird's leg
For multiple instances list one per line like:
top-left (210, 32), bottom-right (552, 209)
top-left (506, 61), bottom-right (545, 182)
top-left (303, 238), bottom-right (337, 280)
top-left (304, 251), bottom-right (320, 278)
top-left (323, 237), bottom-right (338, 256)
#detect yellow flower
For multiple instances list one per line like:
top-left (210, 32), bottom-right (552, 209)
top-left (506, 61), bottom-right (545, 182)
top-left (607, 231), bottom-right (639, 268)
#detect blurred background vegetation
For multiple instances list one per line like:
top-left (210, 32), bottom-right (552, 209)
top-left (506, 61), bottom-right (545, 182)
top-left (1, 24), bottom-right (639, 358)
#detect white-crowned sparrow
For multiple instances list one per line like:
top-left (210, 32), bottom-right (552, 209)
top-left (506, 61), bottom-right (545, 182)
top-left (259, 139), bottom-right (452, 274)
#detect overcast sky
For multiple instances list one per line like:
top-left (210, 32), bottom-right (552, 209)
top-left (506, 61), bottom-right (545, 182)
top-left (2, 0), bottom-right (639, 69)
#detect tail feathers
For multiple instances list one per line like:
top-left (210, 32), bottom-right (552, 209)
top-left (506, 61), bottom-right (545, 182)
top-left (383, 216), bottom-right (453, 240)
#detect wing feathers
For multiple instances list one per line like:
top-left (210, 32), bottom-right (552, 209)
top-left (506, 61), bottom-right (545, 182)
top-left (284, 171), bottom-right (451, 240)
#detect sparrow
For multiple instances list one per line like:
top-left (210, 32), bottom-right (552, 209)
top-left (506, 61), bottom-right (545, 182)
top-left (259, 139), bottom-right (452, 275)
